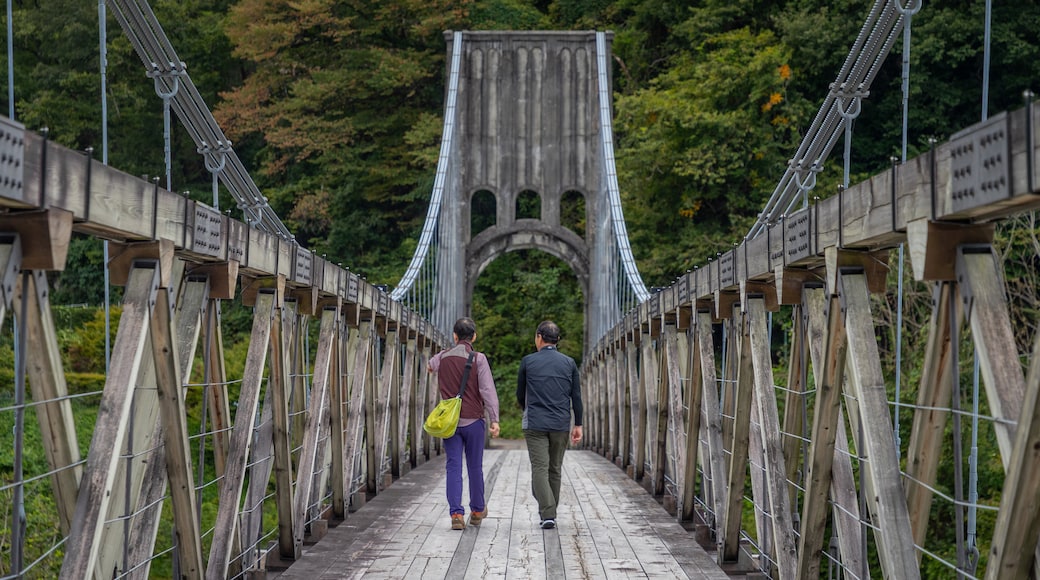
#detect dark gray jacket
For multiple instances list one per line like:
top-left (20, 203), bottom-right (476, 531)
top-left (516, 345), bottom-right (583, 432)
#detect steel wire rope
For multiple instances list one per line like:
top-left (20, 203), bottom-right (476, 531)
top-left (391, 32), bottom-right (463, 307)
top-left (596, 32), bottom-right (650, 312)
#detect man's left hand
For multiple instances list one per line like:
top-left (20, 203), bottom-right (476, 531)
top-left (570, 425), bottom-right (583, 445)
top-left (489, 422), bottom-right (501, 438)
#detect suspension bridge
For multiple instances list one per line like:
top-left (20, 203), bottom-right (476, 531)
top-left (1, 0), bottom-right (1039, 578)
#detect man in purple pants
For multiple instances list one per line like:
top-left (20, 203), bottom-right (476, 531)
top-left (428, 317), bottom-right (501, 530)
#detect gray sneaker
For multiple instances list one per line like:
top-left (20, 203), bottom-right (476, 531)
top-left (540, 519), bottom-right (556, 529)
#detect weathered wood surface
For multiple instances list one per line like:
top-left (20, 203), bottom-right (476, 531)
top-left (274, 448), bottom-right (729, 579)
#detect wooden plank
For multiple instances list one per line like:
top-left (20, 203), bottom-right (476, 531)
top-left (719, 309), bottom-right (754, 564)
top-left (904, 282), bottom-right (955, 553)
top-left (21, 271), bottom-right (81, 533)
top-left (663, 324), bottom-right (688, 513)
top-left (747, 396), bottom-right (772, 576)
top-left (206, 291), bottom-right (276, 580)
top-left (678, 326), bottom-right (699, 523)
top-left (373, 329), bottom-right (399, 490)
top-left (125, 274), bottom-right (208, 578)
top-left (269, 298), bottom-right (298, 559)
top-left (627, 339), bottom-right (645, 478)
top-left (329, 315), bottom-right (347, 517)
top-left (59, 265), bottom-right (158, 579)
top-left (643, 324), bottom-right (665, 494)
top-left (292, 307), bottom-right (338, 550)
top-left (467, 451), bottom-right (525, 579)
top-left (398, 336), bottom-right (416, 473)
top-left (985, 329), bottom-right (1040, 580)
top-left (747, 298), bottom-right (797, 579)
top-left (343, 321), bottom-right (373, 508)
top-left (203, 298), bottom-right (232, 479)
top-left (840, 272), bottom-right (919, 579)
top-left (780, 303), bottom-right (806, 504)
top-left (800, 286), bottom-right (865, 577)
top-left (241, 375), bottom-right (276, 571)
top-left (150, 285), bottom-right (204, 579)
top-left (615, 347), bottom-right (630, 469)
top-left (958, 247), bottom-right (1026, 462)
top-left (696, 311), bottom-right (728, 530)
top-left (794, 292), bottom-right (848, 580)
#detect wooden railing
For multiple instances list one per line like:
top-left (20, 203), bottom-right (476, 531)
top-left (0, 115), bottom-right (446, 579)
top-left (582, 102), bottom-right (1040, 579)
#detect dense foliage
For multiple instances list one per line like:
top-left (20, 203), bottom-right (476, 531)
top-left (2, 0), bottom-right (1039, 577)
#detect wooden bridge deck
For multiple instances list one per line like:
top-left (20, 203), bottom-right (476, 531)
top-left (273, 446), bottom-right (731, 579)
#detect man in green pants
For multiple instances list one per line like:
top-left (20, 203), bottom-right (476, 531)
top-left (516, 320), bottom-right (583, 529)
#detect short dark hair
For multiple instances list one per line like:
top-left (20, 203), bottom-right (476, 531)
top-left (536, 320), bottom-right (560, 344)
top-left (454, 317), bottom-right (476, 341)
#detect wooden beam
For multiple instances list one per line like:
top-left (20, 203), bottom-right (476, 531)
top-left (840, 272), bottom-right (920, 579)
top-left (60, 264), bottom-right (158, 579)
top-left (269, 299), bottom-right (297, 559)
top-left (150, 285), bottom-right (204, 579)
top-left (780, 303), bottom-right (806, 508)
top-left (663, 324), bottom-right (689, 515)
top-left (794, 292), bottom-right (848, 580)
top-left (720, 310), bottom-right (754, 564)
top-left (679, 325), bottom-right (700, 522)
top-left (108, 239), bottom-right (175, 288)
top-left (399, 335), bottom-right (416, 472)
top-left (957, 246), bottom-right (1026, 462)
top-left (292, 306), bottom-right (338, 550)
top-left (696, 311), bottom-right (728, 532)
top-left (747, 298), bottom-right (797, 579)
top-left (645, 323), bottom-right (666, 494)
top-left (206, 291), bottom-right (276, 580)
top-left (343, 321), bottom-right (373, 510)
top-left (628, 338), bottom-right (646, 480)
top-left (904, 282), bottom-right (956, 553)
top-left (801, 286), bottom-right (865, 576)
top-left (906, 219), bottom-right (994, 281)
top-left (21, 271), bottom-right (81, 534)
top-left (186, 261), bottom-right (239, 300)
top-left (330, 316), bottom-right (348, 518)
top-left (0, 207), bottom-right (72, 270)
top-left (373, 329), bottom-right (399, 490)
top-left (985, 329), bottom-right (1040, 579)
top-left (125, 274), bottom-right (208, 577)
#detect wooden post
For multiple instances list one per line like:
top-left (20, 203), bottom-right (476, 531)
top-left (780, 303), bottom-right (806, 507)
top-left (628, 335), bottom-right (645, 480)
top-left (268, 294), bottom-right (298, 559)
top-left (904, 282), bottom-right (956, 554)
top-left (60, 265), bottom-right (159, 579)
top-left (330, 315), bottom-right (347, 518)
top-left (206, 290), bottom-right (277, 579)
top-left (150, 285), bottom-right (204, 579)
top-left (21, 270), bottom-right (81, 533)
top-left (292, 306), bottom-right (338, 550)
top-left (640, 321), bottom-right (660, 489)
top-left (985, 329), bottom-right (1040, 579)
top-left (373, 329), bottom-right (399, 490)
top-left (747, 298), bottom-right (797, 579)
top-left (794, 291), bottom-right (848, 580)
top-left (720, 308), bottom-right (754, 564)
top-left (344, 321), bottom-right (373, 508)
top-left (840, 272), bottom-right (920, 579)
top-left (398, 335), bottom-right (417, 473)
top-left (696, 311), bottom-right (727, 532)
top-left (680, 324), bottom-right (701, 523)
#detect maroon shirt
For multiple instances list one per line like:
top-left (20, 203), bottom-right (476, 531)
top-left (429, 341), bottom-right (500, 426)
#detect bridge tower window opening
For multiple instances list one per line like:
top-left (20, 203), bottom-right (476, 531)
top-left (471, 189), bottom-right (496, 238)
top-left (560, 190), bottom-right (586, 240)
top-left (515, 189), bottom-right (541, 221)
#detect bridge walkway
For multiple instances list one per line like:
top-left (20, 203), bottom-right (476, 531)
top-left (272, 444), bottom-right (732, 579)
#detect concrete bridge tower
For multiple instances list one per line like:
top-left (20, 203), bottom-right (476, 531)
top-left (434, 31), bottom-right (620, 343)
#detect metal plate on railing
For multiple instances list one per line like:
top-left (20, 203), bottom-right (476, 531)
top-left (677, 274), bottom-right (689, 304)
top-left (0, 118), bottom-right (25, 203)
top-left (719, 251), bottom-right (734, 288)
top-left (949, 112), bottom-right (1010, 215)
top-left (226, 219), bottom-right (247, 263)
top-left (785, 209), bottom-right (811, 264)
top-left (293, 245), bottom-right (312, 286)
top-left (346, 272), bottom-right (360, 302)
top-left (192, 204), bottom-right (222, 257)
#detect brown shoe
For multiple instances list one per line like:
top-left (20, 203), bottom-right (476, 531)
top-left (451, 514), bottom-right (465, 530)
top-left (468, 508), bottom-right (487, 526)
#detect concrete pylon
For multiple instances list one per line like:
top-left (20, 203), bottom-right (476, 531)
top-left (435, 30), bottom-right (621, 347)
